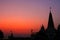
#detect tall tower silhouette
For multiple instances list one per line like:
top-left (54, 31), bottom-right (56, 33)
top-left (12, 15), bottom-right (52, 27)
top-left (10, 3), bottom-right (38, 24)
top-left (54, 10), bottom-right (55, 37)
top-left (46, 7), bottom-right (56, 40)
top-left (47, 7), bottom-right (54, 29)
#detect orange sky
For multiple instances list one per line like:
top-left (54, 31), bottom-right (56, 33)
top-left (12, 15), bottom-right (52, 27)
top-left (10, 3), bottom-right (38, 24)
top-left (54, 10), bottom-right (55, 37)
top-left (0, 15), bottom-right (48, 37)
top-left (0, 0), bottom-right (60, 38)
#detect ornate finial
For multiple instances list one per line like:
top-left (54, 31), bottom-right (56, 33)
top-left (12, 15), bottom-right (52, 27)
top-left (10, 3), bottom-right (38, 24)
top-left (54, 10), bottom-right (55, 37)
top-left (50, 7), bottom-right (52, 11)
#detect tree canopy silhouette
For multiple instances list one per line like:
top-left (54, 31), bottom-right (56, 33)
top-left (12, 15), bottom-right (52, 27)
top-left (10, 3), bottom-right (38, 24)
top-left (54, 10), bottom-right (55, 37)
top-left (0, 30), bottom-right (4, 39)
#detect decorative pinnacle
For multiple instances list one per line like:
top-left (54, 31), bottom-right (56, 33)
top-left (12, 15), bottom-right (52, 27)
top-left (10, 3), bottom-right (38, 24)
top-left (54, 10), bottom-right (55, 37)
top-left (50, 7), bottom-right (52, 11)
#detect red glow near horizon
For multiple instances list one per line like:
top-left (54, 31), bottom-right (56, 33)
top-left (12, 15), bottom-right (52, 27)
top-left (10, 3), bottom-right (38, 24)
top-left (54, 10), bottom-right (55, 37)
top-left (0, 17), bottom-right (45, 37)
top-left (0, 0), bottom-right (60, 37)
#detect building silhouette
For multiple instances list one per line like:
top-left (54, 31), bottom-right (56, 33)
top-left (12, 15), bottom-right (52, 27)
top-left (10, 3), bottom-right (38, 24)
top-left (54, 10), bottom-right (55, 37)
top-left (55, 24), bottom-right (60, 40)
top-left (35, 24), bottom-right (48, 40)
top-left (31, 8), bottom-right (57, 40)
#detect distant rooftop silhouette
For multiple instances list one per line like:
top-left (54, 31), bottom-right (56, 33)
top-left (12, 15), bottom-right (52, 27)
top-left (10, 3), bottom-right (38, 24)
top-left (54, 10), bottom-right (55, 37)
top-left (39, 24), bottom-right (45, 33)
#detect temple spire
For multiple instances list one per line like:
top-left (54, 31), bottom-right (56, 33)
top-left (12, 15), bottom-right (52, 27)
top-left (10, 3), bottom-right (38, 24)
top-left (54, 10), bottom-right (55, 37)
top-left (47, 7), bottom-right (54, 29)
top-left (46, 7), bottom-right (56, 40)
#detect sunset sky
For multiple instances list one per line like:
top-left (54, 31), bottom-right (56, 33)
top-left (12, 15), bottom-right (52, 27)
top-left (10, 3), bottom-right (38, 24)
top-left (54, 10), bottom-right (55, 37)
top-left (0, 0), bottom-right (60, 38)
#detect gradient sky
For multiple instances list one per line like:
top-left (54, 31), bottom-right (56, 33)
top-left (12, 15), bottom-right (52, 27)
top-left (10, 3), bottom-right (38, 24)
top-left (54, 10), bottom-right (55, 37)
top-left (0, 0), bottom-right (60, 38)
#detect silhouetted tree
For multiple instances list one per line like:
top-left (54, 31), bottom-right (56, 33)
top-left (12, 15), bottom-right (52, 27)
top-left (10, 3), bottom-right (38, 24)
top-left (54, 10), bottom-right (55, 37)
top-left (31, 29), bottom-right (35, 40)
top-left (8, 31), bottom-right (14, 40)
top-left (0, 30), bottom-right (4, 40)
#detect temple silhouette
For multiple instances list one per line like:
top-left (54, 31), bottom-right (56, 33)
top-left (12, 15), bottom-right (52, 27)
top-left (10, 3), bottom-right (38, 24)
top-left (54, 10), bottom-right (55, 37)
top-left (31, 8), bottom-right (60, 40)
top-left (0, 8), bottom-right (60, 40)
